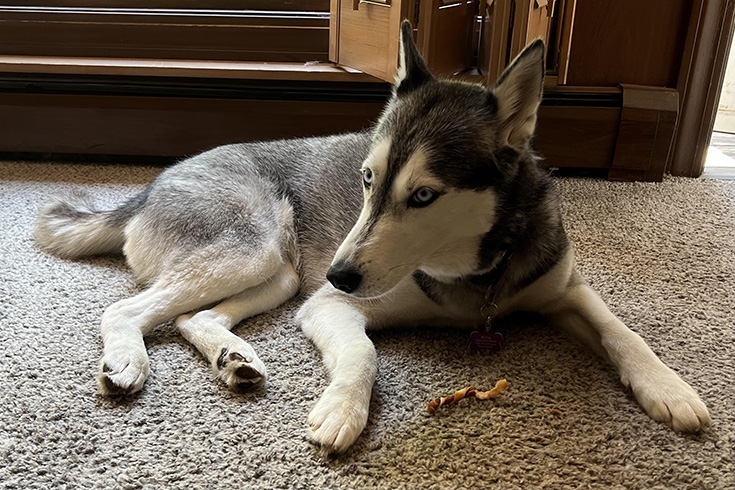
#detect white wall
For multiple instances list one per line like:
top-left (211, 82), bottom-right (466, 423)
top-left (714, 38), bottom-right (735, 133)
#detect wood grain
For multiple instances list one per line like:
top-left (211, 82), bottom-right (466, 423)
top-left (417, 0), bottom-right (476, 76)
top-left (485, 0), bottom-right (513, 83)
top-left (0, 56), bottom-right (378, 82)
top-left (535, 105), bottom-right (620, 169)
top-left (609, 85), bottom-right (679, 182)
top-left (565, 0), bottom-right (694, 87)
top-left (0, 9), bottom-right (330, 63)
top-left (332, 0), bottom-right (409, 82)
top-left (0, 87), bottom-right (623, 175)
top-left (0, 93), bottom-right (385, 156)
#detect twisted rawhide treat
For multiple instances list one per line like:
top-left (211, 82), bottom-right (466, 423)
top-left (426, 379), bottom-right (510, 413)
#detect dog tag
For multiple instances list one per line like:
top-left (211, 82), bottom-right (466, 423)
top-left (470, 330), bottom-right (504, 352)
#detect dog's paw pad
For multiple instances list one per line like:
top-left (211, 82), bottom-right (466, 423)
top-left (235, 364), bottom-right (259, 379)
top-left (214, 346), bottom-right (266, 393)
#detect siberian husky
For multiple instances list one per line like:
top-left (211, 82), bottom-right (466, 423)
top-left (34, 21), bottom-right (710, 452)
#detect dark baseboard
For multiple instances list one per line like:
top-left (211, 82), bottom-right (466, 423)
top-left (0, 151), bottom-right (178, 166)
top-left (0, 73), bottom-right (675, 181)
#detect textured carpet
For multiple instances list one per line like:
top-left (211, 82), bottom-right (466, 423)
top-left (0, 160), bottom-right (733, 490)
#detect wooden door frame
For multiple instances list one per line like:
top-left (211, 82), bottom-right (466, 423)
top-left (669, 0), bottom-right (735, 177)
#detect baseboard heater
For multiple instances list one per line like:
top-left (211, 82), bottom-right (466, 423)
top-left (0, 74), bottom-right (676, 181)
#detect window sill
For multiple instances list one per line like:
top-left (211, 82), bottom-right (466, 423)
top-left (0, 56), bottom-right (381, 82)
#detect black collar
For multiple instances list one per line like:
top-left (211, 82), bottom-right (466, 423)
top-left (468, 250), bottom-right (513, 293)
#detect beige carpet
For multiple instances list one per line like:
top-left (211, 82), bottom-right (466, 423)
top-left (0, 160), bottom-right (733, 490)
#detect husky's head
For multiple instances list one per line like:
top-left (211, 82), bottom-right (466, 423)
top-left (327, 21), bottom-right (545, 298)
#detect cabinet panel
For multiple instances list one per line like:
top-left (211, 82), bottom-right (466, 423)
top-left (565, 0), bottom-right (693, 87)
top-left (330, 0), bottom-right (409, 81)
top-left (417, 0), bottom-right (477, 76)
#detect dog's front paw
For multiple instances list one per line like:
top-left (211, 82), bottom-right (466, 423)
top-left (625, 365), bottom-right (710, 432)
top-left (308, 381), bottom-right (370, 453)
top-left (215, 344), bottom-right (267, 393)
top-left (98, 344), bottom-right (149, 395)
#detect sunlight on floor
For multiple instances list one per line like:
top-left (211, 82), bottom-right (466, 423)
top-left (703, 132), bottom-right (735, 178)
top-left (706, 145), bottom-right (735, 168)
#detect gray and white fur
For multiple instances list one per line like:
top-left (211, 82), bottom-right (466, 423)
top-left (34, 21), bottom-right (710, 453)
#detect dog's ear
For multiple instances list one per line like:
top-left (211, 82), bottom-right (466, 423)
top-left (492, 39), bottom-right (545, 149)
top-left (394, 20), bottom-right (434, 95)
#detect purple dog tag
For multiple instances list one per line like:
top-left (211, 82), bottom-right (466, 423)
top-left (470, 330), bottom-right (504, 352)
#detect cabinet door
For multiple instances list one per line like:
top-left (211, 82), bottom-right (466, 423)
top-left (417, 0), bottom-right (478, 76)
top-left (482, 0), bottom-right (515, 81)
top-left (547, 0), bottom-right (576, 84)
top-left (510, 0), bottom-right (552, 59)
top-left (329, 0), bottom-right (410, 81)
top-left (330, 0), bottom-right (575, 85)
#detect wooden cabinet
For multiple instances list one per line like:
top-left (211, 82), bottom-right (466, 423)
top-left (0, 0), bottom-right (710, 180)
top-left (416, 0), bottom-right (477, 77)
top-left (330, 0), bottom-right (577, 86)
top-left (329, 0), bottom-right (411, 81)
top-left (328, 0), bottom-right (698, 182)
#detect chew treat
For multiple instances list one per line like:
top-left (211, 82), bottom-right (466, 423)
top-left (426, 386), bottom-right (475, 413)
top-left (473, 378), bottom-right (510, 400)
top-left (426, 378), bottom-right (509, 413)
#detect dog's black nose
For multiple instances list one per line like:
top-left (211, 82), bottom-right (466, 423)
top-left (327, 263), bottom-right (362, 293)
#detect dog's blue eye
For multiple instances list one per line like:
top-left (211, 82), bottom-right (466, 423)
top-left (362, 168), bottom-right (373, 188)
top-left (409, 187), bottom-right (439, 207)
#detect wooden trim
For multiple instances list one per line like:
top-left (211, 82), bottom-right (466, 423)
top-left (329, 0), bottom-right (341, 62)
top-left (385, 1), bottom-right (409, 81)
top-left (0, 79), bottom-right (625, 175)
top-left (543, 85), bottom-right (622, 95)
top-left (609, 84), bottom-right (679, 182)
top-left (669, 0), bottom-right (735, 177)
top-left (510, 0), bottom-right (531, 59)
top-left (544, 75), bottom-right (559, 86)
top-left (0, 56), bottom-right (380, 82)
top-left (0, 93), bottom-right (384, 156)
top-left (510, 0), bottom-right (554, 60)
top-left (0, 91), bottom-right (620, 167)
top-left (417, 0), bottom-right (439, 66)
top-left (464, 73), bottom-right (575, 86)
top-left (555, 0), bottom-right (576, 84)
top-left (486, 0), bottom-right (513, 82)
top-left (0, 1), bottom-right (329, 10)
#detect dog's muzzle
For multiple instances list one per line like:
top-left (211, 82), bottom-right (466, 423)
top-left (326, 261), bottom-right (362, 294)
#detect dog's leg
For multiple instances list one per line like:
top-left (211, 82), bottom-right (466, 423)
top-left (99, 280), bottom-right (238, 395)
top-left (175, 262), bottom-right (299, 392)
top-left (547, 280), bottom-right (711, 432)
top-left (99, 245), bottom-right (285, 395)
top-left (296, 286), bottom-right (377, 453)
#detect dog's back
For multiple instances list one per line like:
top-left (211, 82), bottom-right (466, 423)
top-left (35, 131), bottom-right (372, 291)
